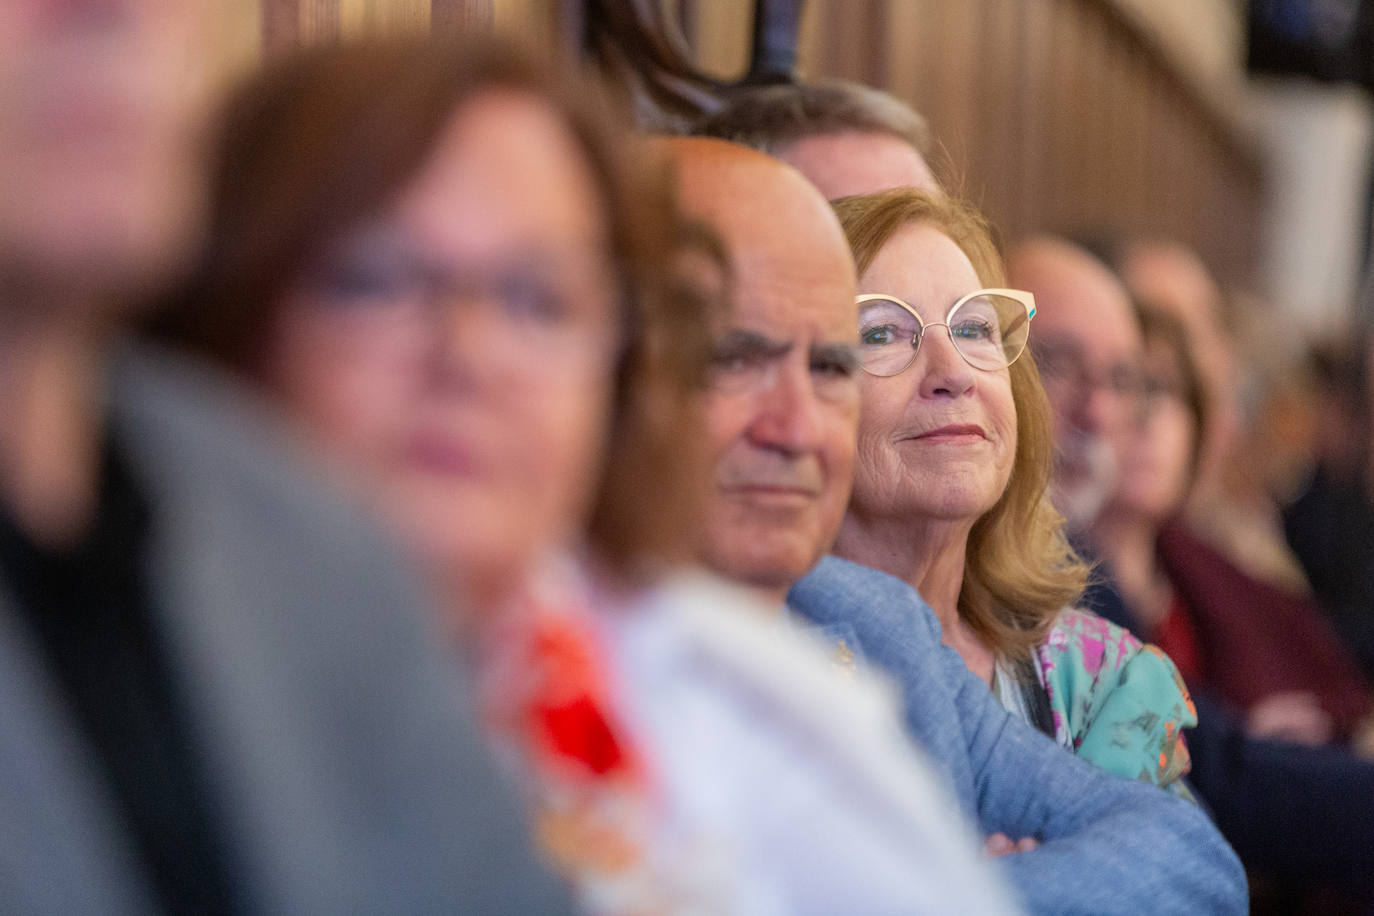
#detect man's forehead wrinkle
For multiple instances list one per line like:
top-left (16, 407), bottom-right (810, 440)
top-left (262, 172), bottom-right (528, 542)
top-left (654, 136), bottom-right (855, 281)
top-left (738, 248), bottom-right (852, 302)
top-left (738, 267), bottom-right (855, 340)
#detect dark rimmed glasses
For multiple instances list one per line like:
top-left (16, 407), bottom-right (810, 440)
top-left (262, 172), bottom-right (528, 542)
top-left (856, 289), bottom-right (1036, 376)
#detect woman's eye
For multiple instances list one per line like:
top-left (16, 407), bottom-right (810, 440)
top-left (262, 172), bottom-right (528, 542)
top-left (317, 264), bottom-right (413, 302)
top-left (951, 319), bottom-right (996, 342)
top-left (861, 325), bottom-right (900, 346)
top-left (498, 274), bottom-right (569, 323)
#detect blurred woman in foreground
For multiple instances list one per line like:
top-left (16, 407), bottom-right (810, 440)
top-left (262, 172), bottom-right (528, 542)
top-left (832, 188), bottom-right (1197, 796)
top-left (150, 36), bottom-right (711, 909)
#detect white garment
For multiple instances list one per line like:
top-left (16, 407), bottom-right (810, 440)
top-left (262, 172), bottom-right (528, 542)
top-left (604, 573), bottom-right (1021, 916)
top-left (993, 659), bottom-right (1034, 727)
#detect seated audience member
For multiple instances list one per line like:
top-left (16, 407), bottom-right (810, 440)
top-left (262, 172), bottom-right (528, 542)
top-left (154, 41), bottom-right (1016, 914)
top-left (829, 189), bottom-right (1195, 795)
top-left (1009, 234), bottom-right (1374, 899)
top-left (694, 79), bottom-right (941, 197)
top-left (0, 3), bottom-right (567, 914)
top-left (1116, 243), bottom-right (1345, 619)
top-left (1116, 242), bottom-right (1240, 519)
top-left (664, 138), bottom-right (1245, 914)
top-left (1088, 305), bottom-right (1374, 750)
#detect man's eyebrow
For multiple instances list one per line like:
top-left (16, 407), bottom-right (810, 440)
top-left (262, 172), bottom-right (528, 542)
top-left (712, 329), bottom-right (793, 359)
top-left (811, 341), bottom-right (860, 371)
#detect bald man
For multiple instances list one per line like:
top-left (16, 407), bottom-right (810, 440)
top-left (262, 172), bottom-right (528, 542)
top-left (657, 139), bottom-right (1245, 914)
top-left (1006, 237), bottom-right (1145, 530)
top-left (668, 137), bottom-right (862, 602)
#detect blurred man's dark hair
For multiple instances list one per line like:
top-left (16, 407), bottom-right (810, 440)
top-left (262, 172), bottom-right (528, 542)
top-left (692, 79), bottom-right (942, 199)
top-left (694, 79), bottom-right (933, 157)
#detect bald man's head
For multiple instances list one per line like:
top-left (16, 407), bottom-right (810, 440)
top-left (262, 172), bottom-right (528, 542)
top-left (659, 137), bottom-right (858, 302)
top-left (1007, 237), bottom-right (1142, 530)
top-left (654, 137), bottom-right (861, 599)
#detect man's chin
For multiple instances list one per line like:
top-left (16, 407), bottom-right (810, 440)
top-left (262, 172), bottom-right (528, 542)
top-left (699, 540), bottom-right (818, 598)
top-left (1050, 477), bottom-right (1109, 532)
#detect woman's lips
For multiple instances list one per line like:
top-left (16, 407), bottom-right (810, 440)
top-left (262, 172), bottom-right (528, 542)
top-left (911, 424), bottom-right (987, 442)
top-left (404, 432), bottom-right (481, 476)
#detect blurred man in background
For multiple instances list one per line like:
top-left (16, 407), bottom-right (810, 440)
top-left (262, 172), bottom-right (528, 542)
top-left (1005, 237), bottom-right (1142, 530)
top-left (695, 79), bottom-right (941, 198)
top-left (0, 2), bottom-right (567, 911)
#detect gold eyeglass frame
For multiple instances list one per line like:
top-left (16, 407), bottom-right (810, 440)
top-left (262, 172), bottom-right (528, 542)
top-left (855, 288), bottom-right (1037, 376)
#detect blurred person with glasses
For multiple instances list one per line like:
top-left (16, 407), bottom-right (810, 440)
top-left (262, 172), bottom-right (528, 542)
top-left (1090, 308), bottom-right (1374, 754)
top-left (1007, 239), bottom-right (1152, 533)
top-left (827, 189), bottom-right (1198, 801)
top-left (0, 2), bottom-right (572, 913)
top-left (149, 36), bottom-right (714, 911)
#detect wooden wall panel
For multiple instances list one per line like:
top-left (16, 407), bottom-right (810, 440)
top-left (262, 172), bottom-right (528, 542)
top-left (256, 0), bottom-right (492, 56)
top-left (262, 0), bottom-right (300, 57)
top-left (432, 0), bottom-right (495, 31)
top-left (773, 0), bottom-right (1264, 286)
top-left (239, 0), bottom-right (1265, 283)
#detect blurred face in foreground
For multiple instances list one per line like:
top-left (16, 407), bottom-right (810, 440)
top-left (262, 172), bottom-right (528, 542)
top-left (672, 142), bottom-right (861, 598)
top-left (262, 91), bottom-right (621, 608)
top-left (0, 0), bottom-right (213, 300)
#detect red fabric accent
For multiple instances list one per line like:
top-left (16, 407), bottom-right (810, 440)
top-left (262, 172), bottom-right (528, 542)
top-left (520, 612), bottom-right (640, 781)
top-left (1154, 596), bottom-right (1205, 689)
top-left (536, 694), bottom-right (627, 776)
top-left (1156, 520), bottom-right (1373, 739)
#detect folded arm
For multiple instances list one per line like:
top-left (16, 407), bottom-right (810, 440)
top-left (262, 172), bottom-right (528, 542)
top-left (790, 557), bottom-right (1246, 915)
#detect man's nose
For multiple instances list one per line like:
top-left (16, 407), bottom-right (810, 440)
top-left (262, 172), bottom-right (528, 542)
top-left (747, 358), bottom-right (825, 454)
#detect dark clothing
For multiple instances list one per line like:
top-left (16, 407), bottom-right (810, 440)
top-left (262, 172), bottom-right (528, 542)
top-left (0, 344), bottom-right (572, 914)
top-left (1082, 550), bottom-right (1374, 897)
top-left (1080, 567), bottom-right (1144, 633)
top-left (0, 444), bottom-right (237, 914)
top-left (1157, 521), bottom-right (1372, 739)
top-left (1187, 691), bottom-right (1374, 897)
top-left (1285, 468), bottom-right (1374, 683)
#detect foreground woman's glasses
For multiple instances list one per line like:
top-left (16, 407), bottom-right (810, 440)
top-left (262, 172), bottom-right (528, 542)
top-left (857, 289), bottom-right (1036, 376)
